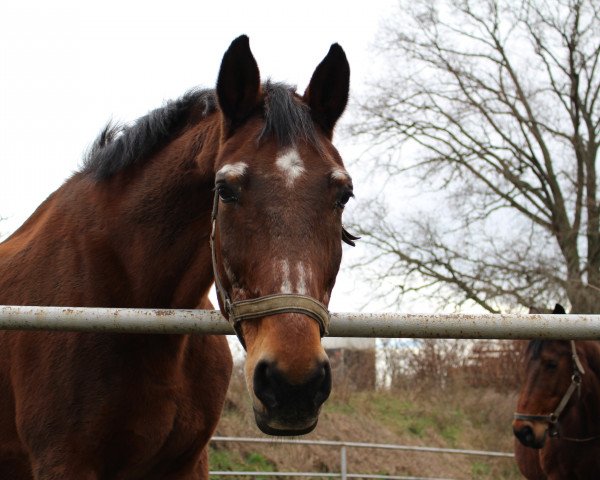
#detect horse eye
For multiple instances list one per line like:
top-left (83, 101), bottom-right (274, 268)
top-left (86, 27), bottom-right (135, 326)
top-left (336, 189), bottom-right (354, 209)
top-left (216, 184), bottom-right (238, 203)
top-left (545, 360), bottom-right (558, 370)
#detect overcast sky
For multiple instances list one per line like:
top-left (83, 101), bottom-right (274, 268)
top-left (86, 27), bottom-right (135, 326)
top-left (0, 0), bottom-right (402, 320)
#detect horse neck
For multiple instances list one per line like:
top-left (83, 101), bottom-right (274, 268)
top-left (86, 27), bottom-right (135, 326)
top-left (0, 116), bottom-right (222, 310)
top-left (96, 119), bottom-right (221, 308)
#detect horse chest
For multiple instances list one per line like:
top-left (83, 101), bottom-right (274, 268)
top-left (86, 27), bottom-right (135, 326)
top-left (11, 333), bottom-right (231, 479)
top-left (101, 391), bottom-right (204, 477)
top-left (100, 348), bottom-right (225, 474)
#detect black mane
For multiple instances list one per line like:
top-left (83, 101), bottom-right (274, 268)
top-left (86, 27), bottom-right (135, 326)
top-left (82, 89), bottom-right (217, 180)
top-left (82, 82), bottom-right (319, 180)
top-left (259, 81), bottom-right (318, 148)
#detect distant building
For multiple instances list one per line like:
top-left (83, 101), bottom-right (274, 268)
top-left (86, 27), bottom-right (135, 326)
top-left (323, 337), bottom-right (376, 391)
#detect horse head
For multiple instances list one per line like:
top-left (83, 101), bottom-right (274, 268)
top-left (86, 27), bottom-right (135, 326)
top-left (513, 304), bottom-right (589, 448)
top-left (211, 36), bottom-right (351, 435)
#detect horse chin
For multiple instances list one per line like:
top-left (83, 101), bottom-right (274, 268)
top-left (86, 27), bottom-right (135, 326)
top-left (253, 409), bottom-right (319, 437)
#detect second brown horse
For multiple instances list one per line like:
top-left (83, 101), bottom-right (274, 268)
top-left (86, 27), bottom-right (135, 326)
top-left (513, 304), bottom-right (600, 479)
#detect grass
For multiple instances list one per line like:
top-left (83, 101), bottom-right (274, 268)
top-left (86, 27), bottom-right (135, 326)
top-left (325, 398), bottom-right (357, 415)
top-left (246, 452), bottom-right (276, 470)
top-left (208, 448), bottom-right (238, 470)
top-left (209, 447), bottom-right (276, 479)
top-left (440, 423), bottom-right (461, 445)
top-left (328, 392), bottom-right (436, 437)
top-left (471, 460), bottom-right (492, 477)
top-left (337, 390), bottom-right (468, 443)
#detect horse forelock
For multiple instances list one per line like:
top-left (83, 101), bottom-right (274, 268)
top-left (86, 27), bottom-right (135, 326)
top-left (259, 81), bottom-right (320, 151)
top-left (525, 339), bottom-right (600, 364)
top-left (81, 82), bottom-right (322, 182)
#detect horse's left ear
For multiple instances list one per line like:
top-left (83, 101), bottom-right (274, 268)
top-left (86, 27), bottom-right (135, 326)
top-left (303, 43), bottom-right (350, 138)
top-left (217, 35), bottom-right (261, 135)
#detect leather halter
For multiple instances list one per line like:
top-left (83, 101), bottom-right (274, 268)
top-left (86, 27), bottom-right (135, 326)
top-left (514, 340), bottom-right (595, 440)
top-left (209, 190), bottom-right (330, 349)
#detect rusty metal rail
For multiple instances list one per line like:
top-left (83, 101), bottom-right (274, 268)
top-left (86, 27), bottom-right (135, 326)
top-left (0, 305), bottom-right (599, 339)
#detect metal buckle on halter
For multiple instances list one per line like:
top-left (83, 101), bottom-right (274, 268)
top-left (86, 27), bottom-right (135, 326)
top-left (548, 414), bottom-right (559, 437)
top-left (573, 372), bottom-right (582, 399)
top-left (224, 298), bottom-right (233, 317)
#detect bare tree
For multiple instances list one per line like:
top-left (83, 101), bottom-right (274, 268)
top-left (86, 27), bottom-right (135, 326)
top-left (351, 0), bottom-right (600, 313)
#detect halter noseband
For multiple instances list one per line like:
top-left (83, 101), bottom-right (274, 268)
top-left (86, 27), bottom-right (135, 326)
top-left (209, 190), bottom-right (330, 349)
top-left (514, 340), bottom-right (590, 440)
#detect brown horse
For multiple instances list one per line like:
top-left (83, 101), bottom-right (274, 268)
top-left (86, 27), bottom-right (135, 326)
top-left (0, 35), bottom-right (352, 479)
top-left (513, 304), bottom-right (600, 479)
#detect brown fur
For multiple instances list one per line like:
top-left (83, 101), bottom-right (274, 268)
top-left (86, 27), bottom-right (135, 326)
top-left (0, 35), bottom-right (351, 478)
top-left (514, 440), bottom-right (546, 480)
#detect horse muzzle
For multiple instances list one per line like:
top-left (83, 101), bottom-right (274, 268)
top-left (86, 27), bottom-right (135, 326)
top-left (252, 358), bottom-right (331, 436)
top-left (513, 420), bottom-right (548, 449)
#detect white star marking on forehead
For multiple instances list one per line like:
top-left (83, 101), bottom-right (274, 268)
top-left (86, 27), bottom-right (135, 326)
top-left (275, 148), bottom-right (305, 187)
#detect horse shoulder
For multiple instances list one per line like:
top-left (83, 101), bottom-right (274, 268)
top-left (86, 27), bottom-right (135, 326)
top-left (7, 331), bottom-right (230, 478)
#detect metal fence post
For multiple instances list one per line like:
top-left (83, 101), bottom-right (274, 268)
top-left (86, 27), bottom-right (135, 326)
top-left (340, 445), bottom-right (347, 480)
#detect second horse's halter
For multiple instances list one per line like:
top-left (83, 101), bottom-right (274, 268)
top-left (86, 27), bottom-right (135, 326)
top-left (514, 341), bottom-right (600, 441)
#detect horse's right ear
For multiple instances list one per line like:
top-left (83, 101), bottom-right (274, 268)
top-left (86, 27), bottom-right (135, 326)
top-left (217, 35), bottom-right (261, 135)
top-left (553, 304), bottom-right (566, 314)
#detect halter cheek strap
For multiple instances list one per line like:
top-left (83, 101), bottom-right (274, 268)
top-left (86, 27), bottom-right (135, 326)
top-left (209, 190), bottom-right (330, 349)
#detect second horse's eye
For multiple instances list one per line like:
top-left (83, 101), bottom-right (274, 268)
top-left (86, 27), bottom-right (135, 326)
top-left (545, 360), bottom-right (558, 370)
top-left (217, 184), bottom-right (238, 203)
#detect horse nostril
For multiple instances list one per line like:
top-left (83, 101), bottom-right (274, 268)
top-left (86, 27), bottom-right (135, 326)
top-left (523, 426), bottom-right (535, 445)
top-left (253, 359), bottom-right (332, 412)
top-left (312, 361), bottom-right (332, 408)
top-left (253, 360), bottom-right (279, 410)
top-left (514, 425), bottom-right (535, 446)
